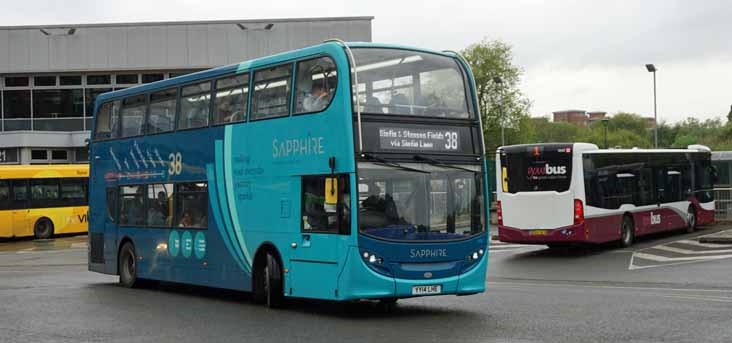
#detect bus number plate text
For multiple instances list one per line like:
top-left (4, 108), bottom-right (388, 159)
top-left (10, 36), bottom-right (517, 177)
top-left (412, 285), bottom-right (442, 295)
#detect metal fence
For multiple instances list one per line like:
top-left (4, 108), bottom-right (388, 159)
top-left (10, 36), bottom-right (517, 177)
top-left (714, 188), bottom-right (732, 221)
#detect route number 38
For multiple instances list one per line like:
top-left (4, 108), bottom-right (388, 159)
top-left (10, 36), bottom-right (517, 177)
top-left (444, 132), bottom-right (458, 150)
top-left (168, 152), bottom-right (183, 175)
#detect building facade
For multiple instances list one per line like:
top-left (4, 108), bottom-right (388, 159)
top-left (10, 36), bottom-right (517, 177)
top-left (0, 17), bottom-right (372, 164)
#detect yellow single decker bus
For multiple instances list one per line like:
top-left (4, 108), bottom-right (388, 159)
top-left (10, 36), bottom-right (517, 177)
top-left (0, 164), bottom-right (89, 239)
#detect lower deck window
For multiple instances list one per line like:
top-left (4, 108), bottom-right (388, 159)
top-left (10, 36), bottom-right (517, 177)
top-left (175, 183), bottom-right (208, 228)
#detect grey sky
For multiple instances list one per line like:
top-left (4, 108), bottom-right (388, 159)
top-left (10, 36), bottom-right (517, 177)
top-left (3, 0), bottom-right (730, 123)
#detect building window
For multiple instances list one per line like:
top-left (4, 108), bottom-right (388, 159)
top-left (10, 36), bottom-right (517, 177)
top-left (148, 88), bottom-right (177, 133)
top-left (142, 74), bottom-right (164, 84)
top-left (3, 90), bottom-right (31, 118)
top-left (251, 64), bottom-right (292, 120)
top-left (59, 75), bottom-right (82, 86)
top-left (31, 149), bottom-right (48, 161)
top-left (119, 185), bottom-right (145, 226)
top-left (120, 95), bottom-right (146, 137)
top-left (147, 184), bottom-right (173, 227)
top-left (87, 75), bottom-right (111, 85)
top-left (213, 73), bottom-right (249, 124)
top-left (179, 82), bottom-right (211, 130)
top-left (32, 89), bottom-right (84, 118)
top-left (34, 76), bottom-right (57, 87)
top-left (74, 148), bottom-right (89, 162)
top-left (175, 182), bottom-right (208, 228)
top-left (294, 57), bottom-right (337, 114)
top-left (4, 77), bottom-right (29, 87)
top-left (51, 150), bottom-right (68, 160)
top-left (116, 74), bottom-right (139, 84)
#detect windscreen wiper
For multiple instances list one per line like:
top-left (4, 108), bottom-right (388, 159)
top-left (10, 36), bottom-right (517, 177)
top-left (413, 154), bottom-right (478, 173)
top-left (362, 153), bottom-right (430, 174)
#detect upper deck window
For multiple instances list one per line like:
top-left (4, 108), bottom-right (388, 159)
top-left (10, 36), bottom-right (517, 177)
top-left (179, 82), bottom-right (211, 130)
top-left (352, 48), bottom-right (471, 119)
top-left (251, 64), bottom-right (292, 120)
top-left (213, 74), bottom-right (249, 124)
top-left (294, 57), bottom-right (337, 114)
top-left (94, 100), bottom-right (120, 140)
top-left (120, 95), bottom-right (146, 138)
top-left (148, 88), bottom-right (177, 134)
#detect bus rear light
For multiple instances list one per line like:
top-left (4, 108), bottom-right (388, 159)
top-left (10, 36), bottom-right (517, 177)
top-left (497, 201), bottom-right (503, 226)
top-left (574, 199), bottom-right (584, 225)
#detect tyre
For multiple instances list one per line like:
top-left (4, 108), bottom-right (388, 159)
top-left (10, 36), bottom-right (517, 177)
top-left (118, 242), bottom-right (139, 288)
top-left (686, 206), bottom-right (697, 233)
top-left (620, 215), bottom-right (635, 248)
top-left (254, 252), bottom-right (284, 308)
top-left (33, 218), bottom-right (54, 240)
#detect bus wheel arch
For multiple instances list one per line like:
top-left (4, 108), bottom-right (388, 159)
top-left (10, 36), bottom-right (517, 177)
top-left (620, 213), bottom-right (635, 247)
top-left (252, 242), bottom-right (284, 308)
top-left (687, 205), bottom-right (697, 233)
top-left (33, 217), bottom-right (54, 239)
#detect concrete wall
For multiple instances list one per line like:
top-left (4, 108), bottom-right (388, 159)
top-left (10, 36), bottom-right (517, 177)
top-left (0, 17), bottom-right (373, 74)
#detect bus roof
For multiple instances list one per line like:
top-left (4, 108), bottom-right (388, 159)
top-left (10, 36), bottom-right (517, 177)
top-left (498, 142), bottom-right (712, 155)
top-left (0, 164), bottom-right (89, 179)
top-left (94, 42), bottom-right (459, 107)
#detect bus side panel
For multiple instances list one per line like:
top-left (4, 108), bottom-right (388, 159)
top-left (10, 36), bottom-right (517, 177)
top-left (27, 206), bottom-right (89, 236)
top-left (0, 210), bottom-right (12, 238)
top-left (584, 212), bottom-right (623, 243)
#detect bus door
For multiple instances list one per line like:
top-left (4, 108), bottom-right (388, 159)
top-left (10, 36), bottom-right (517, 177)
top-left (103, 185), bottom-right (118, 264)
top-left (10, 180), bottom-right (31, 237)
top-left (289, 174), bottom-right (350, 299)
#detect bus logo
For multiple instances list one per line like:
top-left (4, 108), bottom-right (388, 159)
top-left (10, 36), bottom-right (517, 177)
top-left (528, 164), bottom-right (567, 176)
top-left (77, 213), bottom-right (88, 223)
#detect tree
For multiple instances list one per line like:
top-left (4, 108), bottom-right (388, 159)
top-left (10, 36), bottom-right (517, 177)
top-left (461, 39), bottom-right (531, 154)
top-left (728, 105), bottom-right (732, 124)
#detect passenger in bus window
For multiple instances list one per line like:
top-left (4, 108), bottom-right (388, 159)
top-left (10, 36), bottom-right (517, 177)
top-left (179, 211), bottom-right (194, 227)
top-left (303, 83), bottom-right (330, 112)
top-left (147, 201), bottom-right (166, 226)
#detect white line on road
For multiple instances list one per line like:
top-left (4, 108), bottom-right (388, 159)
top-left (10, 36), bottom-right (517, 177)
top-left (651, 245), bottom-right (732, 255)
top-left (676, 239), bottom-right (731, 248)
top-left (632, 252), bottom-right (732, 262)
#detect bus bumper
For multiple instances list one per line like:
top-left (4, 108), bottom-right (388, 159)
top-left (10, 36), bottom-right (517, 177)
top-left (337, 246), bottom-right (487, 301)
top-left (498, 223), bottom-right (586, 244)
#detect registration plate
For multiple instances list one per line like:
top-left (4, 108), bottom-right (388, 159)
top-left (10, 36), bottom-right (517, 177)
top-left (529, 230), bottom-right (548, 236)
top-left (412, 285), bottom-right (442, 295)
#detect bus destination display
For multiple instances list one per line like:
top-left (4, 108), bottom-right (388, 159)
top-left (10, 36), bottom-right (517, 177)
top-left (378, 127), bottom-right (459, 152)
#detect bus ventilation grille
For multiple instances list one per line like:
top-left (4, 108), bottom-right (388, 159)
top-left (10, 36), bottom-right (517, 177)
top-left (90, 233), bottom-right (105, 264)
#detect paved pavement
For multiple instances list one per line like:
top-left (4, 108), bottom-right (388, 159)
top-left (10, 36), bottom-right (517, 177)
top-left (699, 228), bottom-right (732, 244)
top-left (1, 226), bottom-right (732, 343)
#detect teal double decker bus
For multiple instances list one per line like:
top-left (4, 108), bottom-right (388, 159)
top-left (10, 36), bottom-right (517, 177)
top-left (88, 41), bottom-right (489, 307)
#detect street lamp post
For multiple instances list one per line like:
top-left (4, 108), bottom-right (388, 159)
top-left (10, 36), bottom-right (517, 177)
top-left (602, 118), bottom-right (609, 149)
top-left (494, 76), bottom-right (505, 146)
top-left (645, 64), bottom-right (658, 148)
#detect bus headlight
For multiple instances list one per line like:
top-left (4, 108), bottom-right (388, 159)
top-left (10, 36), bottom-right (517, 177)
top-left (467, 248), bottom-right (485, 261)
top-left (362, 251), bottom-right (383, 265)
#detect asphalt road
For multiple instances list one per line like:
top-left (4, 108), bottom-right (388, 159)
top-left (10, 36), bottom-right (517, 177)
top-left (1, 226), bottom-right (731, 343)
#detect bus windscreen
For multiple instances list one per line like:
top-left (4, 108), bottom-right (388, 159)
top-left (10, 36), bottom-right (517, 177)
top-left (500, 144), bottom-right (573, 193)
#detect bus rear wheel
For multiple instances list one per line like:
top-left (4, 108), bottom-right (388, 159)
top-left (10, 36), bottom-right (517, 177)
top-left (33, 218), bottom-right (54, 240)
top-left (686, 206), bottom-right (697, 233)
top-left (254, 252), bottom-right (284, 308)
top-left (620, 215), bottom-right (635, 248)
top-left (118, 242), bottom-right (139, 288)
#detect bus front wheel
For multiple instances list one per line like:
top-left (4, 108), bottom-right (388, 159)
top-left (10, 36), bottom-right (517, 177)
top-left (118, 242), bottom-right (139, 288)
top-left (620, 215), bottom-right (635, 248)
top-left (255, 252), bottom-right (284, 308)
top-left (33, 218), bottom-right (54, 240)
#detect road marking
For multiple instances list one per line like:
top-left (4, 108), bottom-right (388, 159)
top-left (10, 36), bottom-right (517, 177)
top-left (651, 244), bottom-right (732, 255)
top-left (486, 280), bottom-right (732, 293)
top-left (629, 234), bottom-right (732, 270)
